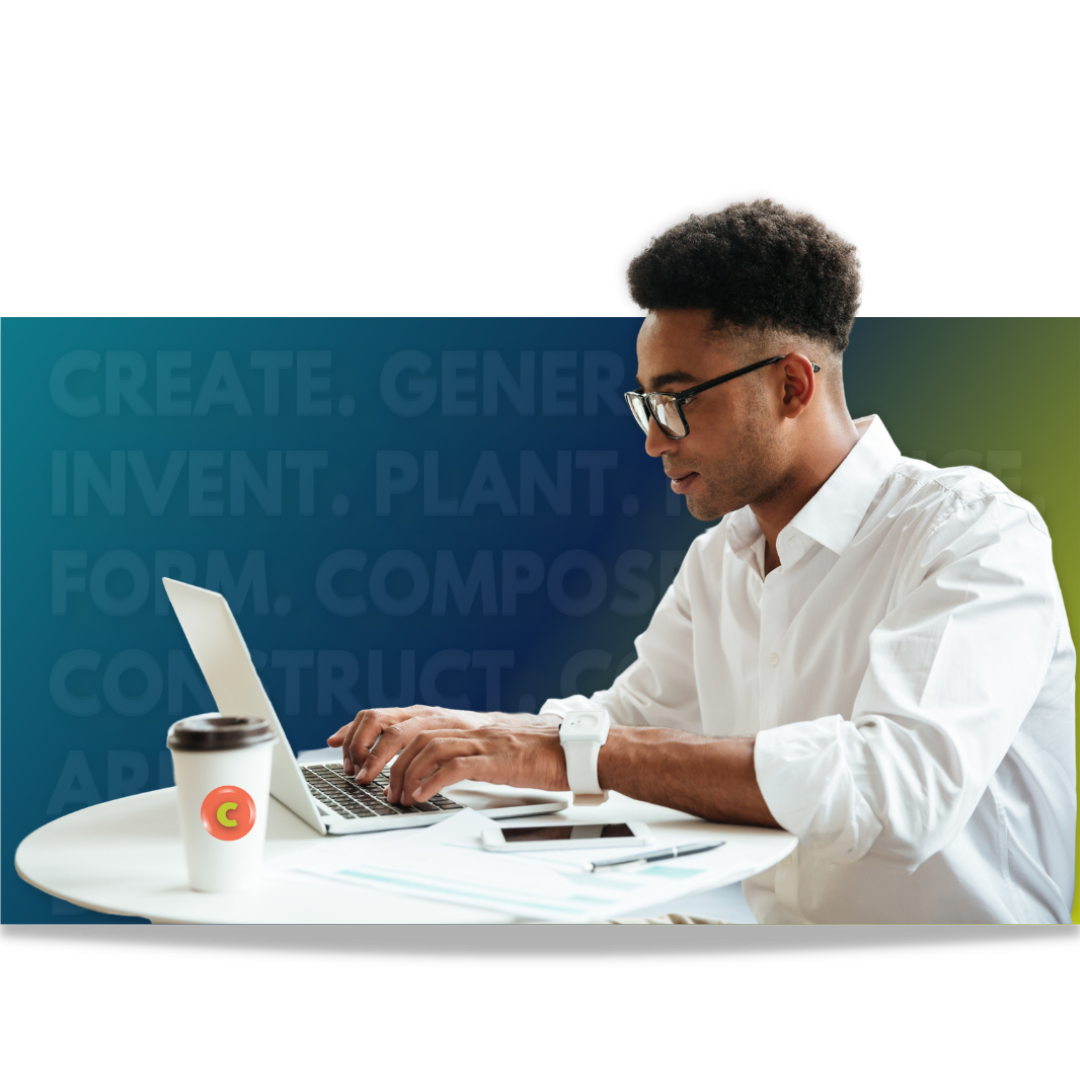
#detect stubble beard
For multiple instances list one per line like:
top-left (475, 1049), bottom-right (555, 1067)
top-left (683, 405), bottom-right (792, 521)
top-left (685, 457), bottom-right (779, 520)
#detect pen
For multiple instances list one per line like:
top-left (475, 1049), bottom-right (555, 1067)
top-left (583, 839), bottom-right (726, 873)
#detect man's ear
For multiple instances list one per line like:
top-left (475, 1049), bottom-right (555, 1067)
top-left (780, 354), bottom-right (816, 416)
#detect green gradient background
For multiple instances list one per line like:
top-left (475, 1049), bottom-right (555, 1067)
top-left (845, 318), bottom-right (1079, 921)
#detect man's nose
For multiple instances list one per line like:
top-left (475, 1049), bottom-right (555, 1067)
top-left (644, 415), bottom-right (677, 458)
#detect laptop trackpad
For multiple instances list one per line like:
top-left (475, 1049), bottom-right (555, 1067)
top-left (444, 782), bottom-right (568, 819)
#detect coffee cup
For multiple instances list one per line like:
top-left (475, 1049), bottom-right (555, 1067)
top-left (167, 713), bottom-right (277, 892)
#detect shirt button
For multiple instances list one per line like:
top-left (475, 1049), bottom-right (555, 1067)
top-left (768, 652), bottom-right (780, 667)
top-left (783, 855), bottom-right (793, 866)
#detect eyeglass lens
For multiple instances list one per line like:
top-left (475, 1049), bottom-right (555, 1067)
top-left (651, 396), bottom-right (686, 438)
top-left (627, 394), bottom-right (687, 439)
top-left (627, 395), bottom-right (651, 433)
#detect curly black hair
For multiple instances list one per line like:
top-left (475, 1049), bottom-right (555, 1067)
top-left (627, 200), bottom-right (861, 353)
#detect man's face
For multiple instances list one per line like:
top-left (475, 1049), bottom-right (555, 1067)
top-left (634, 309), bottom-right (791, 520)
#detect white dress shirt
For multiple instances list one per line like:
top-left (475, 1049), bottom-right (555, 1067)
top-left (541, 416), bottom-right (1076, 923)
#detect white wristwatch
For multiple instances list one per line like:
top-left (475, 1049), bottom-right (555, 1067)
top-left (559, 709), bottom-right (611, 806)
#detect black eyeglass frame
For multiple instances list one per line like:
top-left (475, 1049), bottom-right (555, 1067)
top-left (624, 354), bottom-right (821, 440)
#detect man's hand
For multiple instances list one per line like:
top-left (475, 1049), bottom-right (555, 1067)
top-left (327, 705), bottom-right (548, 783)
top-left (384, 725), bottom-right (567, 805)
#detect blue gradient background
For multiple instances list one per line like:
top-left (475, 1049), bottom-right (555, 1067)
top-left (3, 317), bottom-right (1077, 923)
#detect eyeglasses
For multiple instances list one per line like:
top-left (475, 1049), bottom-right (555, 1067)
top-left (624, 354), bottom-right (820, 440)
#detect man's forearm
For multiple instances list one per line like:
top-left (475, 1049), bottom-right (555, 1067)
top-left (515, 712), bottom-right (779, 826)
top-left (498, 712), bottom-right (559, 729)
top-left (597, 725), bottom-right (780, 827)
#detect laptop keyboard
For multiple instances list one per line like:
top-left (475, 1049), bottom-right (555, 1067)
top-left (302, 762), bottom-right (464, 820)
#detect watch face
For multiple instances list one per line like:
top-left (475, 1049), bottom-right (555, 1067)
top-left (565, 708), bottom-right (609, 743)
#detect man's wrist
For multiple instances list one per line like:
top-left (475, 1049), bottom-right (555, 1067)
top-left (595, 724), bottom-right (623, 793)
top-left (560, 709), bottom-right (611, 803)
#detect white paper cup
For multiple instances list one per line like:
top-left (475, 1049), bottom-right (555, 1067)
top-left (168, 713), bottom-right (277, 892)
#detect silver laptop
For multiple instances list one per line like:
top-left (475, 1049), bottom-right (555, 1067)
top-left (162, 578), bottom-right (568, 835)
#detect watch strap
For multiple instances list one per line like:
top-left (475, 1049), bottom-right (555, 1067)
top-left (571, 791), bottom-right (609, 807)
top-left (560, 712), bottom-right (610, 804)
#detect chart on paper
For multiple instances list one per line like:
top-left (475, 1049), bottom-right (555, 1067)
top-left (268, 808), bottom-right (715, 921)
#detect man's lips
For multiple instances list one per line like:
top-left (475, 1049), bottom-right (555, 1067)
top-left (667, 470), bottom-right (699, 494)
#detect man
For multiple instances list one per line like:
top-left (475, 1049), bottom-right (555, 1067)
top-left (329, 200), bottom-right (1076, 923)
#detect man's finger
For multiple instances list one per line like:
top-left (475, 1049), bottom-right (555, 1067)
top-left (338, 710), bottom-right (384, 774)
top-left (408, 754), bottom-right (487, 803)
top-left (352, 721), bottom-right (422, 783)
top-left (334, 713), bottom-right (366, 772)
top-left (325, 720), bottom-right (355, 747)
top-left (356, 709), bottom-right (459, 781)
top-left (392, 735), bottom-right (491, 804)
top-left (340, 707), bottom-right (414, 775)
top-left (341, 711), bottom-right (385, 775)
top-left (383, 727), bottom-right (442, 799)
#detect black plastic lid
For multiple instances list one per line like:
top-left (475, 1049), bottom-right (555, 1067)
top-left (167, 713), bottom-right (276, 752)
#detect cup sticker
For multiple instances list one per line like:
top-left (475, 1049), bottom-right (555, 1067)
top-left (201, 785), bottom-right (256, 841)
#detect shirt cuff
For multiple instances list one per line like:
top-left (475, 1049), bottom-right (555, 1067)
top-left (755, 716), bottom-right (884, 864)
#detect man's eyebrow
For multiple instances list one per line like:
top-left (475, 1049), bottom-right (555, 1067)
top-left (635, 370), bottom-right (698, 392)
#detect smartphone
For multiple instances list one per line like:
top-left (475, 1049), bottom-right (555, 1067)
top-left (480, 822), bottom-right (652, 852)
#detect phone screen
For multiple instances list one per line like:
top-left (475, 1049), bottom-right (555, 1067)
top-left (499, 823), bottom-right (635, 843)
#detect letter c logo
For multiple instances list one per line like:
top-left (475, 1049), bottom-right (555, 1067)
top-left (201, 785), bottom-right (256, 841)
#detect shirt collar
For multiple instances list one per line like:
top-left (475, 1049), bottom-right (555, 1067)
top-left (725, 415), bottom-right (901, 568)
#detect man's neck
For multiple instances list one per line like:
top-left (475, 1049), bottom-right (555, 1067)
top-left (762, 541), bottom-right (782, 576)
top-left (754, 413), bottom-right (861, 574)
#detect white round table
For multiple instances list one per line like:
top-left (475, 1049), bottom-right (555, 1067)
top-left (15, 786), bottom-right (797, 923)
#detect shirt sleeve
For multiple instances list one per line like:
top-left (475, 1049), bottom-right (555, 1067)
top-left (539, 534), bottom-right (709, 733)
top-left (754, 492), bottom-right (1063, 872)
